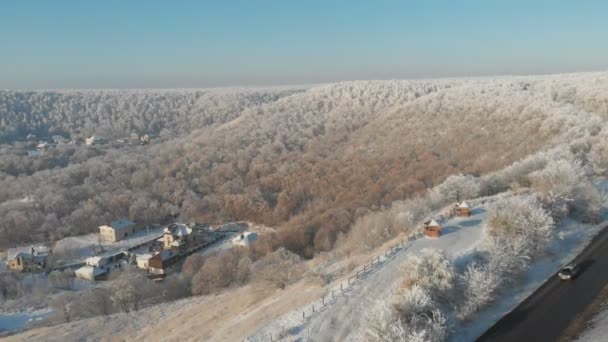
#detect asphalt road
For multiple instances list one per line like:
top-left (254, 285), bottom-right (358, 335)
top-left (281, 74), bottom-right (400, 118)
top-left (477, 224), bottom-right (608, 342)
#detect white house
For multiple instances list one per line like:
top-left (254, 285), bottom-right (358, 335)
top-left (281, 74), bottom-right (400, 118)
top-left (85, 135), bottom-right (107, 146)
top-left (136, 254), bottom-right (153, 270)
top-left (85, 256), bottom-right (109, 268)
top-left (36, 142), bottom-right (49, 150)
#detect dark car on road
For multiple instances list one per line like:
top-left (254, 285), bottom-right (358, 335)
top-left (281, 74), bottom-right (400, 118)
top-left (558, 264), bottom-right (580, 280)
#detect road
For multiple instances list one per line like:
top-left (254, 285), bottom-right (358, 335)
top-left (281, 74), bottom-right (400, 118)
top-left (477, 223), bottom-right (608, 342)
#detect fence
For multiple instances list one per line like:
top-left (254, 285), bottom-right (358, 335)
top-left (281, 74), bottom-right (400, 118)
top-left (268, 230), bottom-right (426, 342)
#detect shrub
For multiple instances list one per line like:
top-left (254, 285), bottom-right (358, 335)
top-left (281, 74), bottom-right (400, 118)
top-left (485, 197), bottom-right (554, 256)
top-left (400, 249), bottom-right (455, 301)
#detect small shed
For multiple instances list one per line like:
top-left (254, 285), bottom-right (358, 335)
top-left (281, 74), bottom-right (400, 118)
top-left (455, 201), bottom-right (471, 217)
top-left (423, 219), bottom-right (442, 238)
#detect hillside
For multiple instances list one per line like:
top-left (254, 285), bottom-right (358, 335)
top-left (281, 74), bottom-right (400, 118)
top-left (2, 73), bottom-right (606, 252)
top-left (2, 71), bottom-right (608, 340)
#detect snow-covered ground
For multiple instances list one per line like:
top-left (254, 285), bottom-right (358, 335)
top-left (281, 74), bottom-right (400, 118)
top-left (248, 183), bottom-right (608, 341)
top-left (51, 225), bottom-right (165, 264)
top-left (576, 302), bottom-right (608, 341)
top-left (0, 309), bottom-right (51, 334)
top-left (247, 206), bottom-right (488, 341)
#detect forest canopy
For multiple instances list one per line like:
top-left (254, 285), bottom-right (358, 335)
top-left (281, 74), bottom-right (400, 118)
top-left (1, 73), bottom-right (607, 257)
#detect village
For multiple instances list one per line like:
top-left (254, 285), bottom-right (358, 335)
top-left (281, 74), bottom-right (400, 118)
top-left (15, 132), bottom-right (154, 157)
top-left (2, 218), bottom-right (260, 282)
top-left (3, 201), bottom-right (471, 283)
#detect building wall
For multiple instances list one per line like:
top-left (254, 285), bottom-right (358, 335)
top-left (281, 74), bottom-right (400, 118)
top-left (99, 225), bottom-right (135, 243)
top-left (455, 208), bottom-right (471, 217)
top-left (8, 258), bottom-right (24, 271)
top-left (99, 226), bottom-right (117, 243)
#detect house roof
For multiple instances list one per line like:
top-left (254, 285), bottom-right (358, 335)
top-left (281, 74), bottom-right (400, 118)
top-left (14, 252), bottom-right (33, 260)
top-left (164, 223), bottom-right (192, 237)
top-left (136, 253), bottom-right (153, 261)
top-left (232, 232), bottom-right (259, 245)
top-left (75, 265), bottom-right (107, 278)
top-left (458, 201), bottom-right (470, 208)
top-left (86, 256), bottom-right (104, 265)
top-left (111, 219), bottom-right (135, 230)
top-left (425, 219), bottom-right (440, 227)
top-left (6, 246), bottom-right (49, 260)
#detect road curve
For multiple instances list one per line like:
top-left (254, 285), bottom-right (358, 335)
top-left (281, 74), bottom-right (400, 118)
top-left (477, 224), bottom-right (608, 342)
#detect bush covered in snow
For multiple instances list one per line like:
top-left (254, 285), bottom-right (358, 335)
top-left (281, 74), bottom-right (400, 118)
top-left (486, 197), bottom-right (554, 256)
top-left (400, 249), bottom-right (455, 301)
top-left (530, 158), bottom-right (601, 222)
top-left (365, 285), bottom-right (448, 342)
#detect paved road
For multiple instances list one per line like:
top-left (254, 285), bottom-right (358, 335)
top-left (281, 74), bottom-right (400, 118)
top-left (477, 224), bottom-right (608, 342)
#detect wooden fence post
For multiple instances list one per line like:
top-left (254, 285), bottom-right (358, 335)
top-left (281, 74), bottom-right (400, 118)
top-left (341, 283), bottom-right (343, 291)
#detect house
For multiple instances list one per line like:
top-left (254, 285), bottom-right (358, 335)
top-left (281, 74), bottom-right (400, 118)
top-left (162, 223), bottom-right (193, 251)
top-left (423, 219), bottom-right (442, 238)
top-left (140, 134), bottom-right (150, 145)
top-left (454, 201), bottom-right (471, 217)
top-left (6, 247), bottom-right (48, 272)
top-left (36, 142), bottom-right (49, 150)
top-left (98, 219), bottom-right (137, 243)
top-left (25, 133), bottom-right (38, 141)
top-left (136, 254), bottom-right (153, 270)
top-left (147, 250), bottom-right (179, 275)
top-left (85, 135), bottom-right (107, 146)
top-left (75, 265), bottom-right (108, 281)
top-left (232, 232), bottom-right (258, 247)
top-left (129, 133), bottom-right (140, 144)
top-left (85, 256), bottom-right (109, 268)
top-left (51, 135), bottom-right (67, 144)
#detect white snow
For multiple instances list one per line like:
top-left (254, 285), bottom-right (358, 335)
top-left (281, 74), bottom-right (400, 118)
top-left (458, 201), bottom-right (470, 208)
top-left (576, 302), bottom-right (608, 341)
top-left (0, 309), bottom-right (51, 333)
top-left (247, 206), bottom-right (488, 341)
top-left (249, 182), bottom-right (608, 341)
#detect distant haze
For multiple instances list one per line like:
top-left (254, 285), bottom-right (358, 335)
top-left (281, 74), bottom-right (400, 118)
top-left (1, 0), bottom-right (608, 89)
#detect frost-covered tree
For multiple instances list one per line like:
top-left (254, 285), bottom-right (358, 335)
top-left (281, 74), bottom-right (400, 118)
top-left (432, 174), bottom-right (480, 203)
top-left (486, 197), bottom-right (554, 256)
top-left (401, 249), bottom-right (455, 300)
top-left (365, 285), bottom-right (448, 342)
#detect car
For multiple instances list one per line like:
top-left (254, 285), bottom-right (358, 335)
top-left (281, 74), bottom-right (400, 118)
top-left (558, 264), bottom-right (580, 280)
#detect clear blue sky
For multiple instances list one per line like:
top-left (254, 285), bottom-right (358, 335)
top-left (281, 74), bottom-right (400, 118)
top-left (1, 0), bottom-right (607, 89)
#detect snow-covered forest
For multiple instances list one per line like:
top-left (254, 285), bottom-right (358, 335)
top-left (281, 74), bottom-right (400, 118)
top-left (2, 73), bottom-right (607, 252)
top-left (3, 72), bottom-right (608, 341)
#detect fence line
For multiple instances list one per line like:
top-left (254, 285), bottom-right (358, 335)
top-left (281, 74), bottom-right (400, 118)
top-left (268, 231), bottom-right (426, 341)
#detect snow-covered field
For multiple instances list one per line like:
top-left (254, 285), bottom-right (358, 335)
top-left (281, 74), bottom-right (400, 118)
top-left (247, 206), bottom-right (488, 341)
top-left (248, 185), bottom-right (608, 341)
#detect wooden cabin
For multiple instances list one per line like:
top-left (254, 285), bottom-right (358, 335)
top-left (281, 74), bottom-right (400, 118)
top-left (423, 219), bottom-right (442, 238)
top-left (454, 201), bottom-right (471, 217)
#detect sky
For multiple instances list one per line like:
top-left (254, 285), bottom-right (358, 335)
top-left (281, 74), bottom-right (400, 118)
top-left (1, 0), bottom-right (607, 89)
